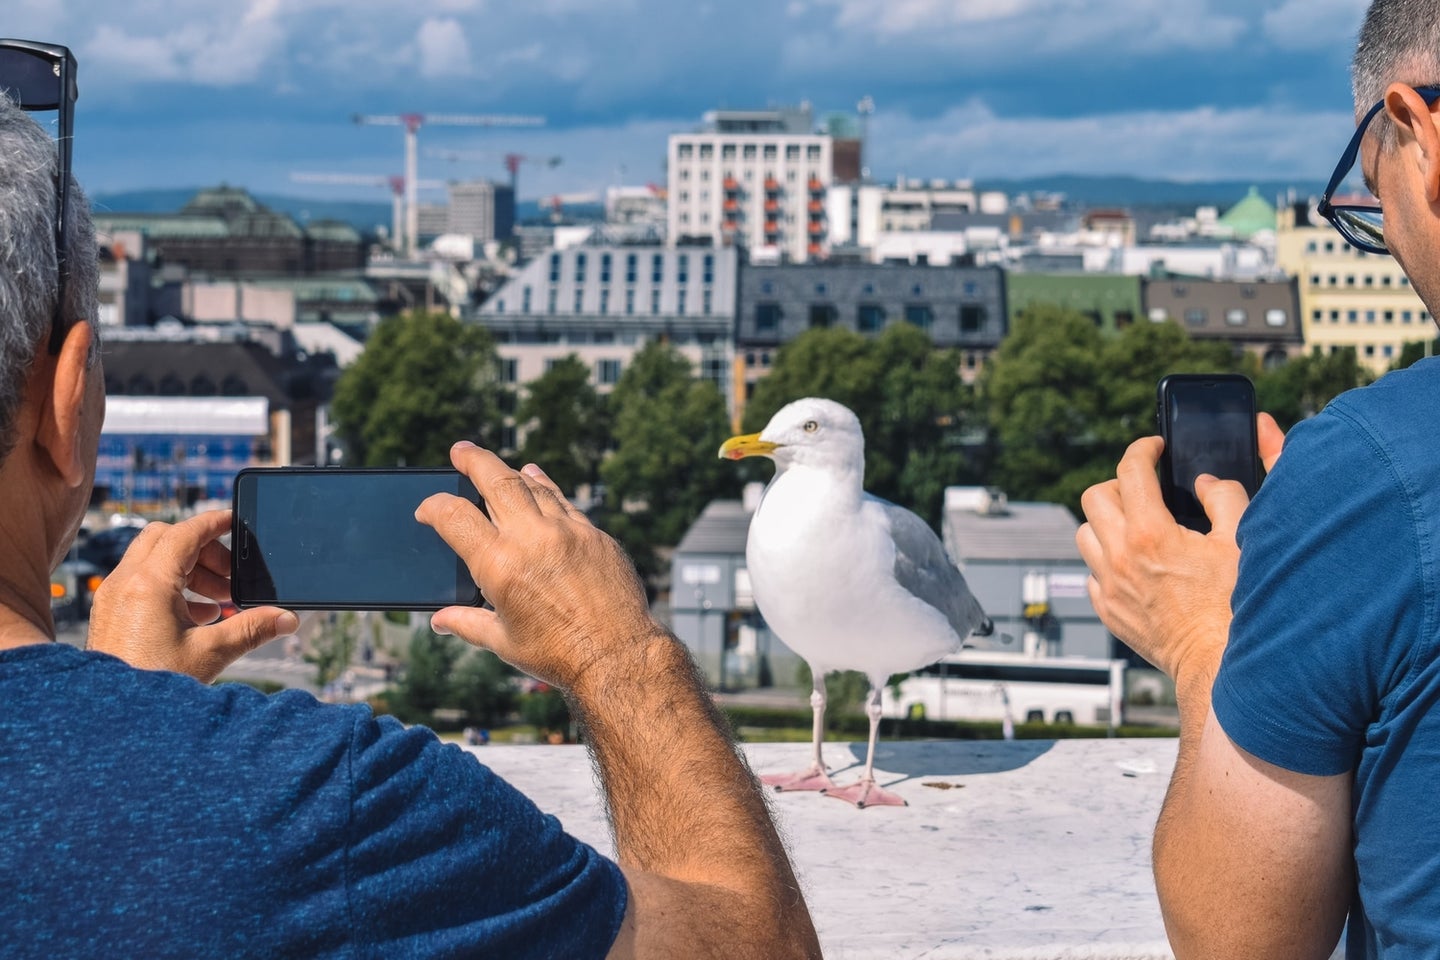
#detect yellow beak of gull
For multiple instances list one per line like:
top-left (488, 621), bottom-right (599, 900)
top-left (719, 432), bottom-right (780, 461)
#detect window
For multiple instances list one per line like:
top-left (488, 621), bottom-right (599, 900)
top-left (1226, 309), bottom-right (1247, 326)
top-left (652, 254), bottom-right (664, 284)
top-left (960, 305), bottom-right (986, 333)
top-left (678, 143), bottom-right (694, 159)
top-left (625, 289), bottom-right (635, 315)
top-left (574, 289), bottom-right (584, 313)
top-left (857, 303), bottom-right (885, 333)
top-left (626, 253), bottom-right (638, 284)
top-left (702, 290), bottom-right (712, 315)
top-left (722, 144), bottom-right (736, 159)
top-left (703, 254), bottom-right (714, 285)
top-left (651, 289), bottom-right (662, 314)
top-left (1348, 311), bottom-right (1358, 323)
top-left (743, 144), bottom-right (757, 159)
top-left (575, 253), bottom-right (587, 283)
top-left (494, 299), bottom-right (505, 314)
top-left (548, 253), bottom-right (560, 283)
top-left (1384, 345), bottom-right (1395, 358)
top-left (547, 289), bottom-right (557, 315)
top-left (601, 253), bottom-right (612, 283)
top-left (522, 286), bottom-right (532, 313)
top-left (1385, 310), bottom-right (1395, 323)
top-left (755, 302), bottom-right (782, 333)
top-left (1185, 309), bottom-right (1207, 326)
top-left (809, 303), bottom-right (837, 328)
top-left (1366, 310), bottom-right (1377, 323)
top-left (763, 144), bottom-right (777, 160)
top-left (1115, 311), bottom-right (1134, 330)
top-left (677, 290), bottom-right (687, 315)
top-left (1148, 307), bottom-right (1168, 322)
top-left (786, 144), bottom-right (800, 161)
top-left (1311, 310), bottom-right (1323, 321)
top-left (699, 144), bottom-right (713, 159)
top-left (600, 289), bottom-right (610, 315)
top-left (807, 144), bottom-right (821, 160)
top-left (596, 359), bottom-right (623, 385)
top-left (678, 254), bottom-right (689, 283)
top-left (498, 358), bottom-right (518, 383)
top-left (905, 304), bottom-right (934, 329)
top-left (1265, 309), bottom-right (1288, 327)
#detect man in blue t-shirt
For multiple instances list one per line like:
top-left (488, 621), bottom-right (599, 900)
top-left (1078, 3), bottom-right (1440, 957)
top-left (0, 52), bottom-right (820, 960)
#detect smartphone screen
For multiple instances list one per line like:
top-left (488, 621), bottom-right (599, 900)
top-left (1157, 374), bottom-right (1260, 533)
top-left (232, 468), bottom-right (483, 610)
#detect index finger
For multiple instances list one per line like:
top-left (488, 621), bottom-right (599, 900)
top-left (449, 441), bottom-right (539, 521)
top-left (1114, 436), bottom-right (1172, 522)
top-left (143, 511), bottom-right (233, 576)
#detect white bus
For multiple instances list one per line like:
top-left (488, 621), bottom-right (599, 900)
top-left (880, 651), bottom-right (1127, 730)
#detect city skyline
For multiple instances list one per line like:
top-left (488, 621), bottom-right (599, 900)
top-left (11, 0), bottom-right (1371, 200)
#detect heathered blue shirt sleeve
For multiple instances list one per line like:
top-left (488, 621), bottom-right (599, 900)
top-left (1213, 402), bottom-right (1425, 777)
top-left (343, 713), bottom-right (627, 959)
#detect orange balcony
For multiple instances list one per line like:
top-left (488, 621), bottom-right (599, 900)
top-left (808, 200), bottom-right (824, 214)
top-left (808, 177), bottom-right (824, 193)
top-left (764, 220), bottom-right (780, 234)
top-left (764, 199), bottom-right (780, 213)
top-left (723, 177), bottom-right (739, 192)
top-left (808, 243), bottom-right (823, 256)
top-left (722, 220), bottom-right (740, 232)
top-left (723, 198), bottom-right (739, 212)
top-left (764, 178), bottom-right (780, 193)
top-left (808, 221), bottom-right (824, 234)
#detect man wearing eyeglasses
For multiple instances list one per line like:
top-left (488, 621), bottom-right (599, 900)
top-left (1079, 3), bottom-right (1440, 958)
top-left (0, 40), bottom-right (820, 960)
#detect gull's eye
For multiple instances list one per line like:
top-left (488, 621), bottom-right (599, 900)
top-left (803, 420), bottom-right (819, 434)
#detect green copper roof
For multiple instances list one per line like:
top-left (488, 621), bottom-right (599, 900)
top-left (1219, 187), bottom-right (1277, 240)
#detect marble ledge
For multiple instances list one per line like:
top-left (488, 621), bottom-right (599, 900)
top-left (468, 738), bottom-right (1183, 960)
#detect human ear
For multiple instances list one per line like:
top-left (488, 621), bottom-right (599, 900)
top-left (1383, 84), bottom-right (1440, 203)
top-left (34, 321), bottom-right (97, 488)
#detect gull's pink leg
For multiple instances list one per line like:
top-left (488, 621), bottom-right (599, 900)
top-left (824, 685), bottom-right (907, 809)
top-left (762, 671), bottom-right (836, 792)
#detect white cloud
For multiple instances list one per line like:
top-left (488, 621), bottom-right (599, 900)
top-left (79, 3), bottom-right (288, 87)
top-left (866, 99), bottom-right (1353, 182)
top-left (1262, 0), bottom-right (1367, 51)
top-left (415, 17), bottom-right (473, 78)
top-left (805, 0), bottom-right (1247, 56)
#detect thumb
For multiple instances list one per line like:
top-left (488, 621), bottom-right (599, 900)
top-left (432, 606), bottom-right (508, 652)
top-left (1257, 412), bottom-right (1285, 474)
top-left (195, 607), bottom-right (299, 675)
top-left (1194, 474), bottom-right (1251, 540)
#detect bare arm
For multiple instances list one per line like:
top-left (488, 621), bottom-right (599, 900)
top-left (1077, 419), bottom-right (1351, 958)
top-left (419, 444), bottom-right (820, 960)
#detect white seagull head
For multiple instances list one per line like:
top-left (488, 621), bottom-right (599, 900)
top-left (719, 397), bottom-right (865, 474)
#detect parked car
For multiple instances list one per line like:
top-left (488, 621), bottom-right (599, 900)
top-left (51, 551), bottom-right (104, 626)
top-left (78, 523), bottom-right (146, 574)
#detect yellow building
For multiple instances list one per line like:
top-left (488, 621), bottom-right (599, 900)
top-left (1277, 205), bottom-right (1433, 373)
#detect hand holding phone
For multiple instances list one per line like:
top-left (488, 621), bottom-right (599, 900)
top-left (1156, 374), bottom-right (1262, 534)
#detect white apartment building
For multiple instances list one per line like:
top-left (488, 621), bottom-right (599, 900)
top-left (826, 179), bottom-right (1009, 251)
top-left (668, 107), bottom-right (833, 264)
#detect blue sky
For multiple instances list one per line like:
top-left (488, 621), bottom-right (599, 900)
top-left (9, 0), bottom-right (1372, 202)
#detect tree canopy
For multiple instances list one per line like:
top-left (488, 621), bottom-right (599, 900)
top-left (331, 311), bottom-right (507, 467)
top-left (515, 354), bottom-right (610, 496)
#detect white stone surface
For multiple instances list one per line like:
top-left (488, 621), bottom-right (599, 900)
top-left (467, 737), bottom-right (1181, 959)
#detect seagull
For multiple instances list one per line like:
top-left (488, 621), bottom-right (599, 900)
top-left (720, 398), bottom-right (992, 809)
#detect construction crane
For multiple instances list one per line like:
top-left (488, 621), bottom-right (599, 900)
top-left (353, 112), bottom-right (545, 256)
top-left (290, 172), bottom-right (444, 253)
top-left (426, 149), bottom-right (562, 198)
top-left (540, 192), bottom-right (602, 223)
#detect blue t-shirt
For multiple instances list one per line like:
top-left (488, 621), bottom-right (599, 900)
top-left (0, 643), bottom-right (626, 958)
top-left (1213, 358), bottom-right (1440, 958)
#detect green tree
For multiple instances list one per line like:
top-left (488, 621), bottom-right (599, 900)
top-left (1254, 346), bottom-right (1373, 430)
top-left (331, 311), bottom-right (507, 467)
top-left (306, 611), bottom-right (360, 688)
top-left (392, 626), bottom-right (464, 721)
top-left (515, 354), bottom-right (609, 495)
top-left (744, 324), bottom-right (979, 525)
top-left (450, 650), bottom-right (518, 728)
top-left (1389, 338), bottom-right (1440, 374)
top-left (600, 340), bottom-right (734, 583)
top-left (983, 308), bottom-right (1241, 515)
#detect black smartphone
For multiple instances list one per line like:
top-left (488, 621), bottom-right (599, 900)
top-left (231, 468), bottom-right (484, 610)
top-left (1156, 374), bottom-right (1261, 533)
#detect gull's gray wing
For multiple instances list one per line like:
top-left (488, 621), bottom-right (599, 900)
top-left (867, 494), bottom-right (991, 640)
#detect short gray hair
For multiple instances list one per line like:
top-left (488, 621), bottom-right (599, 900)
top-left (0, 94), bottom-right (98, 464)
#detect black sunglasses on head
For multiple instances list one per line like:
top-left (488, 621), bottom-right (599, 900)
top-left (0, 39), bottom-right (77, 355)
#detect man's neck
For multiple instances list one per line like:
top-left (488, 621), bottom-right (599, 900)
top-left (0, 578), bottom-right (55, 651)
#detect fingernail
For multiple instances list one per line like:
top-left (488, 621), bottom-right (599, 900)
top-left (521, 463), bottom-right (548, 479)
top-left (275, 612), bottom-right (299, 636)
top-left (431, 617), bottom-right (453, 636)
top-left (453, 440), bottom-right (476, 450)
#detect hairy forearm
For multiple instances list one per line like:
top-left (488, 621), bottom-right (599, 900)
top-left (570, 628), bottom-right (819, 956)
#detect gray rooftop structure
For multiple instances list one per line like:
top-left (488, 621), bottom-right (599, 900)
top-left (675, 500), bottom-right (753, 555)
top-left (945, 500), bottom-right (1086, 564)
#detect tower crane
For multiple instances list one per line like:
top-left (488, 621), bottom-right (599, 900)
top-left (353, 112), bottom-right (545, 256)
top-left (290, 172), bottom-right (444, 253)
top-left (426, 149), bottom-right (562, 198)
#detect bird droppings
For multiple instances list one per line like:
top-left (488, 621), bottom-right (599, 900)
top-left (922, 781), bottom-right (964, 790)
top-left (1025, 905), bottom-right (1053, 913)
